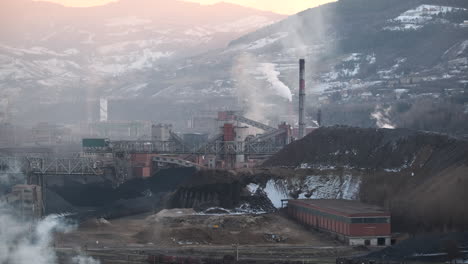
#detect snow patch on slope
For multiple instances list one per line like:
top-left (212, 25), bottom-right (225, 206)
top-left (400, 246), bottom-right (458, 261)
top-left (262, 175), bottom-right (362, 208)
top-left (91, 50), bottom-right (172, 75)
top-left (98, 39), bottom-right (165, 54)
top-left (246, 32), bottom-right (288, 50)
top-left (385, 5), bottom-right (467, 31)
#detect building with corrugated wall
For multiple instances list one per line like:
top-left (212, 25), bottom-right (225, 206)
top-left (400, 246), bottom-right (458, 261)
top-left (287, 199), bottom-right (391, 246)
top-left (4, 185), bottom-right (43, 220)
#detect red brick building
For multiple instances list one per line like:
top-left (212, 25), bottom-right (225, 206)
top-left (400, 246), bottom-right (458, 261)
top-left (287, 199), bottom-right (391, 246)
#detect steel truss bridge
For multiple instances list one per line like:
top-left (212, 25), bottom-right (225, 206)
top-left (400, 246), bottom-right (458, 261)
top-left (0, 156), bottom-right (103, 176)
top-left (105, 138), bottom-right (284, 156)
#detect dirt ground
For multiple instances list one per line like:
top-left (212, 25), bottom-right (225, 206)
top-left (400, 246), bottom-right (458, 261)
top-left (57, 210), bottom-right (340, 249)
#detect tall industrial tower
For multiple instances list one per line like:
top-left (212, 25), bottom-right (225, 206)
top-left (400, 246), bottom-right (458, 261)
top-left (298, 59), bottom-right (306, 139)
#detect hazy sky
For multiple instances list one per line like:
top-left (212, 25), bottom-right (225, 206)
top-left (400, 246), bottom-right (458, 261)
top-left (35, 0), bottom-right (336, 14)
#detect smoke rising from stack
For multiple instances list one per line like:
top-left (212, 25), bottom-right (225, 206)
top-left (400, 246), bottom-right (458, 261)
top-left (232, 53), bottom-right (291, 124)
top-left (0, 171), bottom-right (100, 264)
top-left (258, 63), bottom-right (293, 102)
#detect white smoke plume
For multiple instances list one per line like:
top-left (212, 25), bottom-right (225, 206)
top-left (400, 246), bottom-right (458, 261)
top-left (229, 2), bottom-right (331, 127)
top-left (257, 63), bottom-right (293, 102)
top-left (371, 105), bottom-right (396, 129)
top-left (0, 207), bottom-right (74, 264)
top-left (232, 53), bottom-right (284, 123)
top-left (72, 255), bottom-right (101, 264)
top-left (0, 170), bottom-right (100, 264)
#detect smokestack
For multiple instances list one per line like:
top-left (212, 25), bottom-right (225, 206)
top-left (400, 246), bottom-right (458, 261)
top-left (298, 59), bottom-right (306, 138)
top-left (100, 98), bottom-right (108, 122)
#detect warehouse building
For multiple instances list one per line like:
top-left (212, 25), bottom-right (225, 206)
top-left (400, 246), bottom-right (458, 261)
top-left (287, 199), bottom-right (391, 246)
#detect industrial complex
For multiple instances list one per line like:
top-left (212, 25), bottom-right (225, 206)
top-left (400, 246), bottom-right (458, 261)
top-left (0, 59), bottom-right (421, 263)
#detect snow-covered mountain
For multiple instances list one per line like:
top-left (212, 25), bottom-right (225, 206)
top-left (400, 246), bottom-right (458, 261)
top-left (2, 0), bottom-right (468, 135)
top-left (0, 0), bottom-right (284, 108)
top-left (144, 0), bottom-right (468, 132)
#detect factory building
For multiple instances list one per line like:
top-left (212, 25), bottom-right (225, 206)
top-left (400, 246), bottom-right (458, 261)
top-left (3, 185), bottom-right (43, 220)
top-left (152, 124), bottom-right (173, 142)
top-left (287, 199), bottom-right (391, 246)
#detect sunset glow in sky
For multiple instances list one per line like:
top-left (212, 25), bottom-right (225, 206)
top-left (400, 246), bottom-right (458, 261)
top-left (35, 0), bottom-right (336, 14)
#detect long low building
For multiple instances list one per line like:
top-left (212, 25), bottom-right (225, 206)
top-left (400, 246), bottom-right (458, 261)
top-left (287, 199), bottom-right (391, 246)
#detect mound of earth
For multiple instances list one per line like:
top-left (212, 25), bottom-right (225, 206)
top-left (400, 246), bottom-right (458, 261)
top-left (135, 210), bottom-right (337, 247)
top-left (264, 126), bottom-right (468, 172)
top-left (168, 170), bottom-right (276, 213)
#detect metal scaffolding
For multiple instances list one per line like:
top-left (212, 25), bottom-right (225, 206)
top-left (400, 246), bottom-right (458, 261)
top-left (0, 156), bottom-right (103, 176)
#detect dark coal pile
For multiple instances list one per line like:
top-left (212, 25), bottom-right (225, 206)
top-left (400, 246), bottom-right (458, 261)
top-left (366, 232), bottom-right (468, 262)
top-left (48, 167), bottom-right (197, 218)
top-left (170, 181), bottom-right (242, 209)
top-left (237, 190), bottom-right (276, 213)
top-left (264, 126), bottom-right (468, 173)
top-left (45, 188), bottom-right (77, 215)
top-left (169, 170), bottom-right (276, 214)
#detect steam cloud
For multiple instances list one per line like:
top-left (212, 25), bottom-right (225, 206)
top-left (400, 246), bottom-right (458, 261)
top-left (233, 53), bottom-right (275, 123)
top-left (258, 63), bottom-right (293, 102)
top-left (371, 105), bottom-right (396, 129)
top-left (0, 207), bottom-right (73, 264)
top-left (0, 171), bottom-right (100, 264)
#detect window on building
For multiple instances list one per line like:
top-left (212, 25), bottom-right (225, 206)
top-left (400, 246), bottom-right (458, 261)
top-left (377, 237), bottom-right (386, 246)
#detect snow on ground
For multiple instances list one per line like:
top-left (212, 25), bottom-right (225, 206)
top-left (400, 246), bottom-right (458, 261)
top-left (344, 53), bottom-right (361, 62)
top-left (457, 40), bottom-right (468, 56)
top-left (394, 5), bottom-right (466, 23)
top-left (395, 89), bottom-right (409, 98)
top-left (263, 180), bottom-right (289, 208)
top-left (241, 32), bottom-right (288, 50)
top-left (324, 53), bottom-right (377, 81)
top-left (295, 175), bottom-right (361, 200)
top-left (98, 39), bottom-right (165, 54)
top-left (383, 155), bottom-right (416, 172)
top-left (198, 205), bottom-right (267, 215)
top-left (0, 44), bottom-right (75, 57)
top-left (385, 5), bottom-right (467, 31)
top-left (378, 58), bottom-right (407, 79)
top-left (91, 50), bottom-right (172, 75)
top-left (261, 175), bottom-right (361, 208)
top-left (247, 183), bottom-right (260, 195)
top-left (384, 24), bottom-right (423, 31)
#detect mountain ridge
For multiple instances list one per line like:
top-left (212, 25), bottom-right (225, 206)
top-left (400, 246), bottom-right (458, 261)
top-left (1, 0), bottom-right (468, 135)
